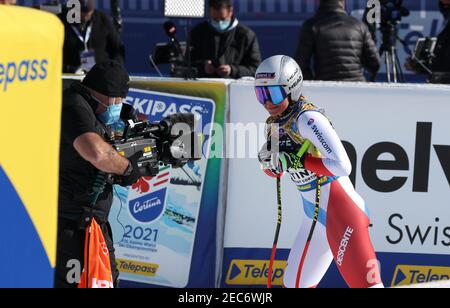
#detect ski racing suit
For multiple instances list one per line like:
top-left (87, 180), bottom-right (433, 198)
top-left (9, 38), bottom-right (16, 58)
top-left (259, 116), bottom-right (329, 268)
top-left (262, 98), bottom-right (383, 288)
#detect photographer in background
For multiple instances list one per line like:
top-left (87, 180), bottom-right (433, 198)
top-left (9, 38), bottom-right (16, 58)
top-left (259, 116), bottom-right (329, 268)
top-left (406, 0), bottom-right (450, 83)
top-left (190, 0), bottom-right (261, 79)
top-left (294, 0), bottom-right (380, 81)
top-left (56, 60), bottom-right (143, 288)
top-left (59, 0), bottom-right (124, 74)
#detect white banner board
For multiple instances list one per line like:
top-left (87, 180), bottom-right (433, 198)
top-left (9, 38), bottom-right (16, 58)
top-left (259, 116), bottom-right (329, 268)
top-left (223, 81), bottom-right (450, 287)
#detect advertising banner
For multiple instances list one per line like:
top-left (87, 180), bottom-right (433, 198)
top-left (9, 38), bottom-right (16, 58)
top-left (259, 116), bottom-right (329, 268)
top-left (223, 81), bottom-right (450, 288)
top-left (0, 6), bottom-right (63, 287)
top-left (109, 79), bottom-right (228, 288)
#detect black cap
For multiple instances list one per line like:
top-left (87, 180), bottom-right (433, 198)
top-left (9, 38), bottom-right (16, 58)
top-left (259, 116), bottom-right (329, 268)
top-left (209, 0), bottom-right (233, 9)
top-left (82, 60), bottom-right (130, 97)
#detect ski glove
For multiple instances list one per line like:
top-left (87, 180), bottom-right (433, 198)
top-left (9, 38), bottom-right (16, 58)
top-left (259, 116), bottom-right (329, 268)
top-left (258, 148), bottom-right (306, 178)
top-left (118, 151), bottom-right (144, 187)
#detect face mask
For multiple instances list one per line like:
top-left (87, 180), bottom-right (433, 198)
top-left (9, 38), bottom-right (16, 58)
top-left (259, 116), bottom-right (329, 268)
top-left (210, 19), bottom-right (231, 32)
top-left (98, 101), bottom-right (123, 125)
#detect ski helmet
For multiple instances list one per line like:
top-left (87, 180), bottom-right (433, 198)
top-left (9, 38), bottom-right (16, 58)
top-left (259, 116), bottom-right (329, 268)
top-left (254, 55), bottom-right (303, 105)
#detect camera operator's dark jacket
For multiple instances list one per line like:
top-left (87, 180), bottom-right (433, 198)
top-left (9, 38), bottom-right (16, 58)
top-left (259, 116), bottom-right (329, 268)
top-left (59, 10), bottom-right (124, 73)
top-left (59, 82), bottom-right (115, 223)
top-left (432, 19), bottom-right (450, 73)
top-left (190, 20), bottom-right (261, 78)
top-left (294, 1), bottom-right (380, 81)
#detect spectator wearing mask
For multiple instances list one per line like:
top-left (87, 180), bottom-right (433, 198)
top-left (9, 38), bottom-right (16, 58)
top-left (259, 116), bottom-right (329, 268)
top-left (294, 0), bottom-right (380, 81)
top-left (190, 0), bottom-right (261, 79)
top-left (59, 0), bottom-right (124, 74)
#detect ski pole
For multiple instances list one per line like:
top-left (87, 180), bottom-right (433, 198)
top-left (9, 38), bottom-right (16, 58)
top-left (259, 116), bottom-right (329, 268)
top-left (267, 140), bottom-right (311, 288)
top-left (267, 176), bottom-right (282, 288)
top-left (295, 176), bottom-right (323, 288)
top-left (295, 140), bottom-right (326, 288)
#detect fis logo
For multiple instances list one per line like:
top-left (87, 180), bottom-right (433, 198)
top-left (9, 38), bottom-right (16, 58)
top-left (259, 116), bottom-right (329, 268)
top-left (225, 260), bottom-right (286, 286)
top-left (128, 166), bottom-right (171, 224)
top-left (391, 265), bottom-right (450, 287)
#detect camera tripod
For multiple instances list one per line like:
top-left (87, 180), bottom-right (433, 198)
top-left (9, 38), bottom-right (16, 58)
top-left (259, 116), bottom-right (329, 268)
top-left (379, 23), bottom-right (406, 83)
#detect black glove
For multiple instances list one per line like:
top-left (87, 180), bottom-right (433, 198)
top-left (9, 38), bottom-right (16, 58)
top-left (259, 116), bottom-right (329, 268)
top-left (284, 152), bottom-right (307, 170)
top-left (259, 150), bottom-right (306, 173)
top-left (118, 151), bottom-right (143, 187)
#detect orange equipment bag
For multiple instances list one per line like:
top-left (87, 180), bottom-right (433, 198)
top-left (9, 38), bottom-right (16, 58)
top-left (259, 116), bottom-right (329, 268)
top-left (78, 218), bottom-right (114, 288)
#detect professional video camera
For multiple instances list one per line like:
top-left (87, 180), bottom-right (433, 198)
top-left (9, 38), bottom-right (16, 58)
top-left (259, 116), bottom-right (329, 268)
top-left (376, 0), bottom-right (410, 82)
top-left (379, 0), bottom-right (410, 47)
top-left (152, 21), bottom-right (198, 79)
top-left (379, 0), bottom-right (410, 26)
top-left (112, 112), bottom-right (203, 181)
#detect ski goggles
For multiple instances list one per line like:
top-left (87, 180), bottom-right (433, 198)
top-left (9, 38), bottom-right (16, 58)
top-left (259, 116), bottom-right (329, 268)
top-left (255, 86), bottom-right (288, 106)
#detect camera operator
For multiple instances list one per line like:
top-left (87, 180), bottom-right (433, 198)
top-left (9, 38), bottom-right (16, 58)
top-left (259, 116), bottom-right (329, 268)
top-left (55, 60), bottom-right (143, 288)
top-left (406, 0), bottom-right (450, 82)
top-left (190, 0), bottom-right (261, 79)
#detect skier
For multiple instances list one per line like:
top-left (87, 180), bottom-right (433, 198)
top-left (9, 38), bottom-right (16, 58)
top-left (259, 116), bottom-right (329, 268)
top-left (255, 55), bottom-right (384, 288)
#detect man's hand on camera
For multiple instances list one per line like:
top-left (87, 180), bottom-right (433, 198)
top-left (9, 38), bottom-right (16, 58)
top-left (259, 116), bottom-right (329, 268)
top-left (404, 57), bottom-right (422, 73)
top-left (119, 151), bottom-right (143, 187)
top-left (217, 65), bottom-right (232, 77)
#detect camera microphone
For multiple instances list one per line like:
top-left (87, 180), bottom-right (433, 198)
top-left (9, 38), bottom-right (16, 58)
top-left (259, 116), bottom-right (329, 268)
top-left (162, 21), bottom-right (183, 59)
top-left (163, 21), bottom-right (177, 39)
top-left (155, 21), bottom-right (197, 79)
